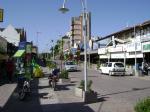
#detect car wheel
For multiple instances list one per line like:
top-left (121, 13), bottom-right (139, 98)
top-left (99, 69), bottom-right (102, 74)
top-left (109, 71), bottom-right (112, 76)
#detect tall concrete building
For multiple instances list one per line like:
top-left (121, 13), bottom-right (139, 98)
top-left (70, 12), bottom-right (91, 48)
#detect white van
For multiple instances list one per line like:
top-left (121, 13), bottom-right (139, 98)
top-left (99, 62), bottom-right (125, 76)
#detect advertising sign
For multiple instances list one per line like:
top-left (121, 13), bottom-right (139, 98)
top-left (19, 42), bottom-right (26, 50)
top-left (142, 41), bottom-right (150, 53)
top-left (0, 8), bottom-right (3, 22)
top-left (108, 46), bottom-right (123, 52)
top-left (98, 48), bottom-right (106, 54)
top-left (141, 34), bottom-right (150, 42)
top-left (26, 43), bottom-right (32, 53)
top-left (32, 47), bottom-right (37, 54)
top-left (126, 42), bottom-right (141, 52)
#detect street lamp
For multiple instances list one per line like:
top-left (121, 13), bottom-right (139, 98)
top-left (51, 40), bottom-right (54, 61)
top-left (59, 0), bottom-right (69, 13)
top-left (134, 25), bottom-right (137, 76)
top-left (59, 0), bottom-right (88, 92)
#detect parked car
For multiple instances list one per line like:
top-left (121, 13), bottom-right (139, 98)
top-left (64, 61), bottom-right (77, 71)
top-left (99, 62), bottom-right (125, 76)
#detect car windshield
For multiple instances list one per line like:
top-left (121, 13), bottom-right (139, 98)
top-left (115, 63), bottom-right (124, 67)
top-left (66, 62), bottom-right (75, 65)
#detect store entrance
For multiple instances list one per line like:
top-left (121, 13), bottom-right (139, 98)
top-left (144, 53), bottom-right (150, 63)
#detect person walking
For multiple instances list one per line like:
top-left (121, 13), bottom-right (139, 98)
top-left (6, 58), bottom-right (14, 83)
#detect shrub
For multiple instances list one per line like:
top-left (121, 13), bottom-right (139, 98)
top-left (59, 69), bottom-right (68, 79)
top-left (97, 62), bottom-right (100, 70)
top-left (134, 97), bottom-right (150, 112)
top-left (78, 80), bottom-right (93, 91)
top-left (47, 61), bottom-right (56, 69)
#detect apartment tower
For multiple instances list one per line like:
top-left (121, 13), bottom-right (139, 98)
top-left (70, 12), bottom-right (91, 48)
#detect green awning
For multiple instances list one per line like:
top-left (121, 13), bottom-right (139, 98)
top-left (13, 50), bottom-right (25, 57)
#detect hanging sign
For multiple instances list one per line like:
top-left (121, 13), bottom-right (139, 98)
top-left (0, 8), bottom-right (4, 22)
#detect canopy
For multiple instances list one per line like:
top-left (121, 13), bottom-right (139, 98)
top-left (13, 50), bottom-right (25, 57)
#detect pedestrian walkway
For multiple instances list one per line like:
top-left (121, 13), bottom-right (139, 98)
top-left (39, 67), bottom-right (94, 112)
top-left (38, 77), bottom-right (60, 112)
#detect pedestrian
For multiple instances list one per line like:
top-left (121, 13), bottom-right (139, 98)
top-left (6, 57), bottom-right (14, 83)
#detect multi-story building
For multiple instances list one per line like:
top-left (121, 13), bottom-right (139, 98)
top-left (0, 25), bottom-right (27, 57)
top-left (70, 12), bottom-right (91, 48)
top-left (97, 20), bottom-right (150, 73)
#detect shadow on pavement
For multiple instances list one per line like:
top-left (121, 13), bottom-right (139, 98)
top-left (1, 78), bottom-right (43, 112)
top-left (38, 85), bottom-right (50, 89)
top-left (0, 107), bottom-right (2, 112)
top-left (67, 70), bottom-right (82, 73)
top-left (55, 83), bottom-right (76, 91)
top-left (41, 102), bottom-right (95, 112)
top-left (70, 81), bottom-right (78, 83)
top-left (101, 86), bottom-right (150, 96)
top-left (1, 76), bottom-right (97, 112)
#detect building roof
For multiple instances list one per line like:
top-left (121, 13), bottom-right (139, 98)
top-left (95, 19), bottom-right (150, 42)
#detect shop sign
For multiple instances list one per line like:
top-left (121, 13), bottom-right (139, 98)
top-left (142, 41), bottom-right (150, 53)
top-left (19, 42), bottom-right (26, 49)
top-left (26, 43), bottom-right (32, 53)
top-left (141, 34), bottom-right (150, 42)
top-left (111, 53), bottom-right (125, 59)
top-left (108, 46), bottom-right (123, 52)
top-left (98, 48), bottom-right (106, 54)
top-left (0, 8), bottom-right (3, 22)
top-left (126, 42), bottom-right (141, 52)
top-left (32, 47), bottom-right (37, 54)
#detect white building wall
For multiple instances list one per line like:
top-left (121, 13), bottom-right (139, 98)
top-left (1, 24), bottom-right (20, 46)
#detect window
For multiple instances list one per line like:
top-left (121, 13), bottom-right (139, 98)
top-left (66, 61), bottom-right (75, 65)
top-left (115, 63), bottom-right (124, 67)
top-left (107, 63), bottom-right (112, 67)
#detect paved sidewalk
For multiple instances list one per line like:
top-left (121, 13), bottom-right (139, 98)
top-left (0, 83), bottom-right (17, 109)
top-left (40, 67), bottom-right (94, 112)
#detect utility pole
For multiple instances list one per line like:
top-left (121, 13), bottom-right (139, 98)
top-left (36, 32), bottom-right (41, 46)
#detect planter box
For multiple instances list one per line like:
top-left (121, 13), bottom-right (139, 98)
top-left (83, 91), bottom-right (98, 103)
top-left (75, 87), bottom-right (98, 103)
top-left (59, 78), bottom-right (70, 83)
top-left (75, 87), bottom-right (83, 97)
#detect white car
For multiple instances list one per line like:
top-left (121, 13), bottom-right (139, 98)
top-left (99, 62), bottom-right (125, 76)
top-left (64, 61), bottom-right (77, 71)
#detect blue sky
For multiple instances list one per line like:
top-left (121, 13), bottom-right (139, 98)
top-left (0, 0), bottom-right (150, 52)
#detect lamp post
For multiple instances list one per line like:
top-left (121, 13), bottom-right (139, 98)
top-left (134, 25), bottom-right (137, 76)
top-left (51, 40), bottom-right (54, 61)
top-left (59, 0), bottom-right (88, 92)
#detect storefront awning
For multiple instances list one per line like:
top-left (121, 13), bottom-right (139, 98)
top-left (13, 50), bottom-right (25, 57)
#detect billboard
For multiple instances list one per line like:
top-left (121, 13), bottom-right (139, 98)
top-left (19, 42), bottom-right (26, 50)
top-left (26, 43), bottom-right (32, 53)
